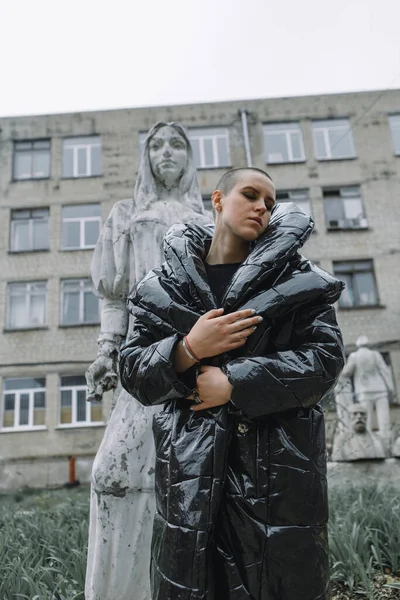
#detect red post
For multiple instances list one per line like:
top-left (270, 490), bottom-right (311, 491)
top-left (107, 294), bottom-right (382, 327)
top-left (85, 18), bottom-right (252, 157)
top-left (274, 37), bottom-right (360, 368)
top-left (68, 456), bottom-right (76, 484)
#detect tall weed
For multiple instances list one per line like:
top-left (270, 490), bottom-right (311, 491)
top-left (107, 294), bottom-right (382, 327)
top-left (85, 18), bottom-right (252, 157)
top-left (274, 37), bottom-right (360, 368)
top-left (329, 485), bottom-right (400, 595)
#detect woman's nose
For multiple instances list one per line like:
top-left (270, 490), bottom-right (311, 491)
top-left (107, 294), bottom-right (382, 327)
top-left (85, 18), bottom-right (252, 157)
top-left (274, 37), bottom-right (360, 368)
top-left (255, 201), bottom-right (266, 213)
top-left (163, 144), bottom-right (172, 156)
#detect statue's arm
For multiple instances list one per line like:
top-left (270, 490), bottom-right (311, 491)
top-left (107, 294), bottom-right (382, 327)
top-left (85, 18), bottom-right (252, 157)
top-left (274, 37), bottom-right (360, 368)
top-left (340, 353), bottom-right (355, 380)
top-left (86, 201), bottom-right (131, 402)
top-left (375, 352), bottom-right (395, 393)
top-left (85, 297), bottom-right (128, 402)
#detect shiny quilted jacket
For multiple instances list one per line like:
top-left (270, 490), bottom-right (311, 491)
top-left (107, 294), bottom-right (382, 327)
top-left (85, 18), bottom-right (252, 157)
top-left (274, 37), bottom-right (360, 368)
top-left (120, 203), bottom-right (345, 600)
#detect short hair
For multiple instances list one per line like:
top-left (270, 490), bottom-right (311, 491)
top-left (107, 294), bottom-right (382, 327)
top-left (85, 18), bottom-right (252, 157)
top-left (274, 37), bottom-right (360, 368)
top-left (216, 167), bottom-right (273, 195)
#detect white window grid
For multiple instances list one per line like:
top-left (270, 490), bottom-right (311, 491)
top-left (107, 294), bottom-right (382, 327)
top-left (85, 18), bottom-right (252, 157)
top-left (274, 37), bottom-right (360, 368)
top-left (263, 123), bottom-right (305, 163)
top-left (63, 137), bottom-right (101, 177)
top-left (276, 190), bottom-right (312, 216)
top-left (188, 128), bottom-right (230, 168)
top-left (1, 382), bottom-right (46, 431)
top-left (6, 281), bottom-right (47, 329)
top-left (61, 279), bottom-right (99, 325)
top-left (10, 209), bottom-right (49, 252)
top-left (62, 214), bottom-right (101, 249)
top-left (59, 382), bottom-right (103, 426)
top-left (13, 140), bottom-right (51, 180)
top-left (388, 115), bottom-right (400, 155)
top-left (312, 119), bottom-right (356, 160)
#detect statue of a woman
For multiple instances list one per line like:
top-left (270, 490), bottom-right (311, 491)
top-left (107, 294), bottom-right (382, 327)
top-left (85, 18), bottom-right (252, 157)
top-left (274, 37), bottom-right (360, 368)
top-left (85, 122), bottom-right (212, 600)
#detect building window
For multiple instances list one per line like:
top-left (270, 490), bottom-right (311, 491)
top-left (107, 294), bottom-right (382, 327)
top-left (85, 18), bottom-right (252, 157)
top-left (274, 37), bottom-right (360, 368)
top-left (62, 136), bottom-right (102, 178)
top-left (388, 115), bottom-right (400, 155)
top-left (61, 279), bottom-right (100, 325)
top-left (323, 186), bottom-right (368, 230)
top-left (61, 204), bottom-right (101, 250)
top-left (276, 190), bottom-right (312, 216)
top-left (312, 119), bottom-right (356, 160)
top-left (188, 128), bottom-right (230, 168)
top-left (60, 375), bottom-right (103, 426)
top-left (333, 260), bottom-right (378, 308)
top-left (1, 378), bottom-right (46, 430)
top-left (13, 140), bottom-right (51, 180)
top-left (6, 282), bottom-right (47, 329)
top-left (10, 208), bottom-right (49, 252)
top-left (263, 123), bottom-right (305, 164)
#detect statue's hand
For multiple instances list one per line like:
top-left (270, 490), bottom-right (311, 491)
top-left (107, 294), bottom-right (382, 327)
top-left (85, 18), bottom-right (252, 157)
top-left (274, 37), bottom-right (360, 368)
top-left (86, 355), bottom-right (118, 403)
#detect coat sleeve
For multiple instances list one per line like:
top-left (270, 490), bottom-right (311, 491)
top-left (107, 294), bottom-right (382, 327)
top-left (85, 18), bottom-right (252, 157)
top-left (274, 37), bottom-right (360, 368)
top-left (222, 303), bottom-right (345, 419)
top-left (119, 317), bottom-right (194, 406)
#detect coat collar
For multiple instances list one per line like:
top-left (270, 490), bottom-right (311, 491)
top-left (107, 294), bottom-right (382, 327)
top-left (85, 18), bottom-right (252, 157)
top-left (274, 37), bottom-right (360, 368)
top-left (163, 203), bottom-right (315, 312)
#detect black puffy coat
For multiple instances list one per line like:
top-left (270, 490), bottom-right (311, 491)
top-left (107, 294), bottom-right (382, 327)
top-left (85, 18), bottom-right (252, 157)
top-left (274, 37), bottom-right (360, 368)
top-left (120, 203), bottom-right (345, 600)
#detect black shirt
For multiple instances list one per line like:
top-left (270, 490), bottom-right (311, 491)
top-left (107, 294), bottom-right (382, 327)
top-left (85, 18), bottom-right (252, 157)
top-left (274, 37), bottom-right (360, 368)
top-left (205, 262), bottom-right (242, 306)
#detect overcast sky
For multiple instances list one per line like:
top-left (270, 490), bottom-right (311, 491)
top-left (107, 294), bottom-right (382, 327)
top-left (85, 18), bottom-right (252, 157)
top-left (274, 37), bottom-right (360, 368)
top-left (1, 0), bottom-right (399, 118)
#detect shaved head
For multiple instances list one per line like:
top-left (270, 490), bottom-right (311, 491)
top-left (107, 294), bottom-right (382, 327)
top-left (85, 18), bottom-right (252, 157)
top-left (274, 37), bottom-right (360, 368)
top-left (216, 168), bottom-right (273, 195)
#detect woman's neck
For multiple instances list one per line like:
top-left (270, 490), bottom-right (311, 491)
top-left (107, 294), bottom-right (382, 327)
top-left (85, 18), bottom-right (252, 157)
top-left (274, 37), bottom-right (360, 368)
top-left (206, 228), bottom-right (250, 265)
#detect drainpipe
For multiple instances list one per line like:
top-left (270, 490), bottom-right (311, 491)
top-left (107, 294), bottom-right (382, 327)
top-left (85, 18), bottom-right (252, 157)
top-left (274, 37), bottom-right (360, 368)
top-left (68, 456), bottom-right (76, 484)
top-left (240, 109), bottom-right (252, 167)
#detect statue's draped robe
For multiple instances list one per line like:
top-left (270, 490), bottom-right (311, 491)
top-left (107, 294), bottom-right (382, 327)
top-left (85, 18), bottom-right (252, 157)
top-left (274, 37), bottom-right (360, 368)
top-left (85, 198), bottom-right (212, 600)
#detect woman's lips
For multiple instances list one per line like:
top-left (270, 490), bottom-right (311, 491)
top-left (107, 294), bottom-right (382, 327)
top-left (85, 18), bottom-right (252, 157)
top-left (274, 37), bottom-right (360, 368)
top-left (248, 217), bottom-right (263, 227)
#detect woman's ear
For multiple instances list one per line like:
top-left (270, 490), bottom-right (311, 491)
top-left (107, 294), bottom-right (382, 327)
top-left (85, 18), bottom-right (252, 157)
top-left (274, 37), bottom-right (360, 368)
top-left (211, 190), bottom-right (223, 212)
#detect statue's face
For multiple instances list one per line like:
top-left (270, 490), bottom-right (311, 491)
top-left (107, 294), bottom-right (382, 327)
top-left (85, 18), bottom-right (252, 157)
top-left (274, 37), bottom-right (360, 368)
top-left (351, 405), bottom-right (367, 433)
top-left (148, 126), bottom-right (188, 189)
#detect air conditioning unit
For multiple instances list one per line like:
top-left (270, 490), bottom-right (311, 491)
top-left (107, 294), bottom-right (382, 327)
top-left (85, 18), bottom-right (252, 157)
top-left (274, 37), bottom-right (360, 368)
top-left (345, 218), bottom-right (369, 229)
top-left (329, 218), bottom-right (368, 230)
top-left (328, 220), bottom-right (341, 229)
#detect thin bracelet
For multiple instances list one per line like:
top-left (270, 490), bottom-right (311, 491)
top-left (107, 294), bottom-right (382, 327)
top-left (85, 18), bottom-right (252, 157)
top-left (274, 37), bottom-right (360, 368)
top-left (182, 336), bottom-right (200, 363)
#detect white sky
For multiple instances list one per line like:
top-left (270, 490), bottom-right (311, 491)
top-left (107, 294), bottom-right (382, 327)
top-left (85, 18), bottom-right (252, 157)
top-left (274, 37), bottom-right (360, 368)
top-left (1, 0), bottom-right (400, 118)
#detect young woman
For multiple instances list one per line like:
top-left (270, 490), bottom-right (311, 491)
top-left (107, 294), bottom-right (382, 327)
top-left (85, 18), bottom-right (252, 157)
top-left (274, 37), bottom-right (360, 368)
top-left (120, 167), bottom-right (345, 600)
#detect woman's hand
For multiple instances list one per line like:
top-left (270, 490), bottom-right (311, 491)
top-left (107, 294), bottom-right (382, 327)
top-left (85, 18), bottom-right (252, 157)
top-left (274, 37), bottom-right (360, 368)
top-left (186, 308), bottom-right (262, 360)
top-left (187, 366), bottom-right (232, 411)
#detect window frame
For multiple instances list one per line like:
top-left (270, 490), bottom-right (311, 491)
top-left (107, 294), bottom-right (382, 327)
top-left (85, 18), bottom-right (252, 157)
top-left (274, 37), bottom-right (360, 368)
top-left (188, 127), bottom-right (231, 169)
top-left (6, 281), bottom-right (48, 330)
top-left (9, 208), bottom-right (50, 253)
top-left (1, 378), bottom-right (46, 431)
top-left (61, 204), bottom-right (101, 250)
top-left (263, 122), bottom-right (306, 164)
top-left (388, 114), bottom-right (400, 156)
top-left (59, 376), bottom-right (104, 427)
top-left (12, 139), bottom-right (51, 181)
top-left (312, 118), bottom-right (356, 161)
top-left (275, 189), bottom-right (312, 216)
top-left (62, 136), bottom-right (102, 178)
top-left (333, 260), bottom-right (379, 308)
top-left (323, 186), bottom-right (368, 230)
top-left (60, 278), bottom-right (100, 326)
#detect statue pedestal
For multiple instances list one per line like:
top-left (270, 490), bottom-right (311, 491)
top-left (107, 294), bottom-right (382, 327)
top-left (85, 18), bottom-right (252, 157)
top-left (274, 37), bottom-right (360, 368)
top-left (328, 458), bottom-right (400, 490)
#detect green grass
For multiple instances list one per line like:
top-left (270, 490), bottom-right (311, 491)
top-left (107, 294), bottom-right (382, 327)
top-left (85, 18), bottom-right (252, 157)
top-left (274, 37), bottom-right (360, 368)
top-left (0, 484), bottom-right (399, 599)
top-left (0, 487), bottom-right (90, 600)
top-left (329, 485), bottom-right (400, 598)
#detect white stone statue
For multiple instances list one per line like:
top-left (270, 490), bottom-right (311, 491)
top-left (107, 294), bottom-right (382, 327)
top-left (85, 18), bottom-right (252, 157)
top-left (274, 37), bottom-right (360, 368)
top-left (331, 403), bottom-right (386, 461)
top-left (339, 335), bottom-right (394, 452)
top-left (84, 122), bottom-right (213, 600)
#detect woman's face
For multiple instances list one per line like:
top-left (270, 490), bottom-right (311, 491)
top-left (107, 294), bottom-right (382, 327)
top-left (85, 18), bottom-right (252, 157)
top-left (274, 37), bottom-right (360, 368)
top-left (213, 171), bottom-right (276, 242)
top-left (148, 126), bottom-right (188, 189)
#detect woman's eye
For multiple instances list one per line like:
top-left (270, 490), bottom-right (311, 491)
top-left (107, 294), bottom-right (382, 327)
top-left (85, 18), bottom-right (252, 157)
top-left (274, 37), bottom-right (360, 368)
top-left (243, 192), bottom-right (255, 199)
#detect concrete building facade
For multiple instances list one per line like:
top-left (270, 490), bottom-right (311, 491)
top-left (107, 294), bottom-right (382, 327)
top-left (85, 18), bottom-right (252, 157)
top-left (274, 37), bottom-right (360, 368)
top-left (1, 89), bottom-right (399, 489)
